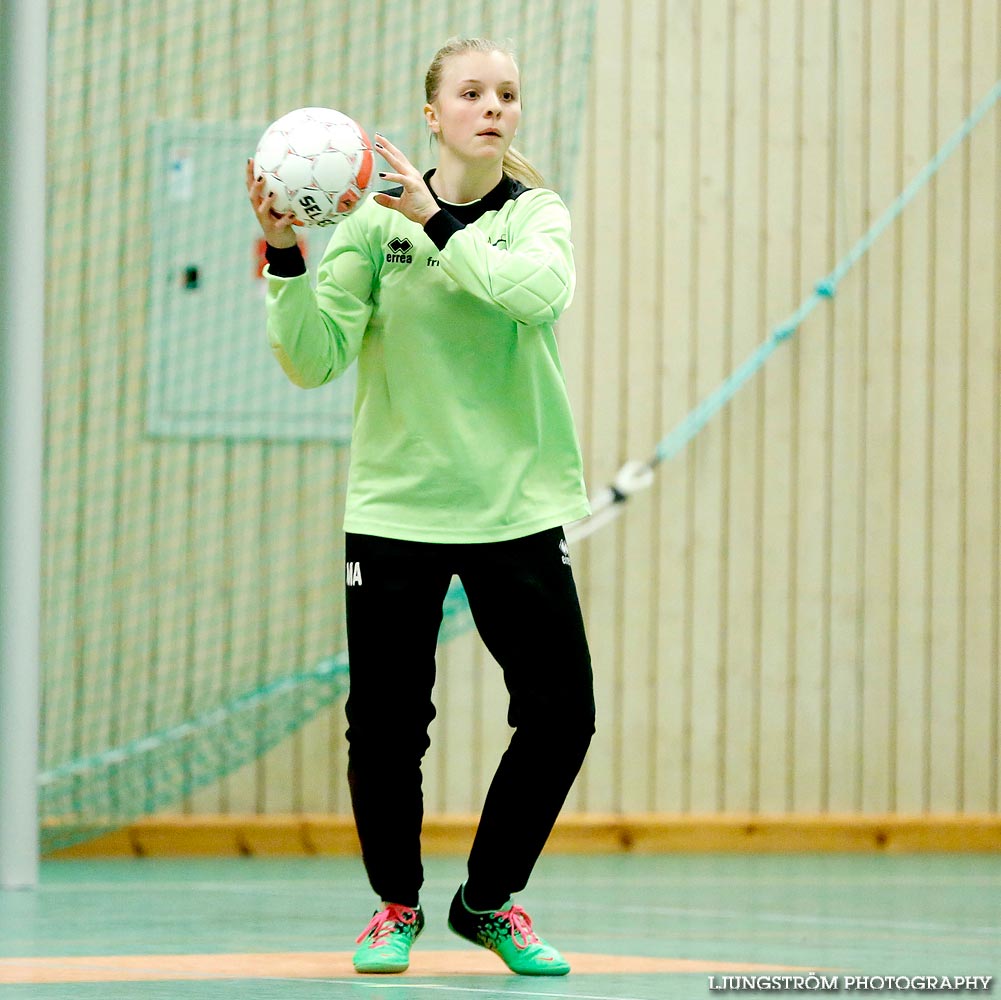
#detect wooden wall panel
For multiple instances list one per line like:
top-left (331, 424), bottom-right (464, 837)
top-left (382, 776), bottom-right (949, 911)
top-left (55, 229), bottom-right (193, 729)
top-left (790, 0), bottom-right (834, 815)
top-left (619, 0), bottom-right (663, 816)
top-left (721, 0), bottom-right (765, 814)
top-left (646, 0), bottom-right (697, 816)
top-left (758, 0), bottom-right (798, 813)
top-left (859, 0), bottom-right (899, 813)
top-left (928, 1), bottom-right (968, 812)
top-left (825, 0), bottom-right (866, 814)
top-left (962, 0), bottom-right (1000, 814)
top-left (895, 0), bottom-right (935, 815)
top-left (575, 0), bottom-right (627, 815)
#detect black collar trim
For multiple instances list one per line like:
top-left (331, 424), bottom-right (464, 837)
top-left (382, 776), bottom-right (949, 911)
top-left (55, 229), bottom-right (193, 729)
top-left (423, 170), bottom-right (528, 224)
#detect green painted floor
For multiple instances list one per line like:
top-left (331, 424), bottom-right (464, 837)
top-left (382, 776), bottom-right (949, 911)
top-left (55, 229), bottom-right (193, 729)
top-left (1, 853), bottom-right (998, 998)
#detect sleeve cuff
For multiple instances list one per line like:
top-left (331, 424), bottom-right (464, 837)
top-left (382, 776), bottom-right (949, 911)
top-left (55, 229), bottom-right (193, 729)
top-left (423, 209), bottom-right (465, 251)
top-left (265, 242), bottom-right (307, 277)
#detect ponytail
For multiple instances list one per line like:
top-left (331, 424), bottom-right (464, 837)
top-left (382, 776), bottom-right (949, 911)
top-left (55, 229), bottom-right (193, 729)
top-left (502, 146), bottom-right (545, 189)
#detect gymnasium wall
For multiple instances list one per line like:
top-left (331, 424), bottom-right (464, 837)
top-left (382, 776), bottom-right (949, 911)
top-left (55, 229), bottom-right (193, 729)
top-left (561, 0), bottom-right (1000, 817)
top-left (43, 0), bottom-right (1000, 828)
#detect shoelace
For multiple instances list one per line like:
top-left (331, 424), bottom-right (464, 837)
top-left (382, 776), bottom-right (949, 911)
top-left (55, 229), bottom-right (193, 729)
top-left (356, 903), bottom-right (418, 947)
top-left (493, 904), bottom-right (541, 951)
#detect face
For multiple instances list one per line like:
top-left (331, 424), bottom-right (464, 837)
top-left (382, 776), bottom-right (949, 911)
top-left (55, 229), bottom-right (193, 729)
top-left (425, 50), bottom-right (522, 167)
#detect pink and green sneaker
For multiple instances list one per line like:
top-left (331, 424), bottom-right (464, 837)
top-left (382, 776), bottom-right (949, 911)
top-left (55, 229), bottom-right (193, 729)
top-left (352, 902), bottom-right (425, 974)
top-left (447, 885), bottom-right (571, 976)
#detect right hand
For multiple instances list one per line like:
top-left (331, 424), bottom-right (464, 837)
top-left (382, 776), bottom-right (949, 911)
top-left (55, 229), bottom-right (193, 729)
top-left (246, 159), bottom-right (298, 248)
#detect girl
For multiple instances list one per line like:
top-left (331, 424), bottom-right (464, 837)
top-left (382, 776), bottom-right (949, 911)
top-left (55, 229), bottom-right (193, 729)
top-left (247, 37), bottom-right (595, 977)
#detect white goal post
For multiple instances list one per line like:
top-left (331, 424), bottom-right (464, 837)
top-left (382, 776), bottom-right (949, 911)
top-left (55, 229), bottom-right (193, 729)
top-left (0, 0), bottom-right (46, 891)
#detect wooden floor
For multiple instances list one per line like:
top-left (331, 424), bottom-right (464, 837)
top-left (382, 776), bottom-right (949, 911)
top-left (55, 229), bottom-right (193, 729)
top-left (1, 853), bottom-right (998, 999)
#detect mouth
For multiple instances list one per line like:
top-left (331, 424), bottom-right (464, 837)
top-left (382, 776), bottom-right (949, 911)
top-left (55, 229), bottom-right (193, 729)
top-left (477, 129), bottom-right (502, 138)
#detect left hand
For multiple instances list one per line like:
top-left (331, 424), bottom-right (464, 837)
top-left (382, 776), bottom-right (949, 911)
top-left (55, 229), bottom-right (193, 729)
top-left (372, 134), bottom-right (440, 226)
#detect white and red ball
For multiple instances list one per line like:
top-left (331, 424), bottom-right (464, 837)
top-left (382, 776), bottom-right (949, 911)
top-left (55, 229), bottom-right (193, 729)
top-left (253, 107), bottom-right (374, 227)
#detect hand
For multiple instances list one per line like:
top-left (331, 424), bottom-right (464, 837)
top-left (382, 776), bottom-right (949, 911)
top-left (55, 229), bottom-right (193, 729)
top-left (371, 134), bottom-right (440, 226)
top-left (245, 159), bottom-right (298, 248)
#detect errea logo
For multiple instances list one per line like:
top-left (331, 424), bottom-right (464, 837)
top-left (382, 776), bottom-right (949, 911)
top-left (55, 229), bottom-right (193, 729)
top-left (559, 538), bottom-right (571, 566)
top-left (386, 236), bottom-right (414, 264)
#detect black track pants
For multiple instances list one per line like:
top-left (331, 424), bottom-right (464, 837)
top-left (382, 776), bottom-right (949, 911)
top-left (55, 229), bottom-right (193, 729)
top-left (343, 526), bottom-right (596, 908)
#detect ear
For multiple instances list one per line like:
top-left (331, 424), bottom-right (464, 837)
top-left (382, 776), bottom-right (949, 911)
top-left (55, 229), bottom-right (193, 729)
top-left (424, 102), bottom-right (439, 133)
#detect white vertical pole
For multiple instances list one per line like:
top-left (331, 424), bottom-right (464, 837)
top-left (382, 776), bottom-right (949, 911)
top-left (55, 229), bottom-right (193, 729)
top-left (0, 0), bottom-right (46, 890)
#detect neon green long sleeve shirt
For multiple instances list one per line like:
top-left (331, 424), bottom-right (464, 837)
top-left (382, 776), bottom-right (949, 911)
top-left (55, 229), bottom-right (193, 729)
top-left (264, 173), bottom-right (589, 544)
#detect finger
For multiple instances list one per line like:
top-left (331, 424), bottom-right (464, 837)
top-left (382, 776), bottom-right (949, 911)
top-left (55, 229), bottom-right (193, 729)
top-left (374, 133), bottom-right (410, 168)
top-left (256, 193), bottom-right (277, 222)
top-left (252, 187), bottom-right (270, 214)
top-left (249, 165), bottom-right (269, 198)
top-left (264, 191), bottom-right (286, 219)
top-left (372, 192), bottom-right (400, 210)
top-left (374, 144), bottom-right (401, 171)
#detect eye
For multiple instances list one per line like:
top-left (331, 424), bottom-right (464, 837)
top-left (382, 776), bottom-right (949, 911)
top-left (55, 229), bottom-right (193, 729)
top-left (503, 91), bottom-right (518, 102)
top-left (463, 90), bottom-right (478, 99)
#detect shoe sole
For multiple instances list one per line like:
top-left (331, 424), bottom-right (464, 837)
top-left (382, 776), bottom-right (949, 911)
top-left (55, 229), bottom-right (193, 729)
top-left (353, 962), bottom-right (410, 974)
top-left (446, 920), bottom-right (570, 976)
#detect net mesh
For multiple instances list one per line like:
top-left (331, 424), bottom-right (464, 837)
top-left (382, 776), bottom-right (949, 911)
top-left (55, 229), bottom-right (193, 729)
top-left (41, 0), bottom-right (595, 852)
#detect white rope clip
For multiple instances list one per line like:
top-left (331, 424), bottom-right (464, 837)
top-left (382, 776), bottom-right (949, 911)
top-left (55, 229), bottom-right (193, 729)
top-left (565, 460), bottom-right (657, 543)
top-left (610, 460), bottom-right (655, 501)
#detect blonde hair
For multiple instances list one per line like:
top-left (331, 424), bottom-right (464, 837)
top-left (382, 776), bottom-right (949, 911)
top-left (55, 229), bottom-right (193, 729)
top-left (424, 36), bottom-right (545, 189)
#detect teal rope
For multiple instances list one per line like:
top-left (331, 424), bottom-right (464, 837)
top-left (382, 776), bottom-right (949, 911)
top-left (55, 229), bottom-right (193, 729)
top-left (654, 76), bottom-right (1001, 468)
